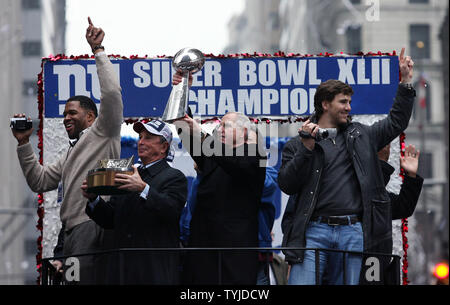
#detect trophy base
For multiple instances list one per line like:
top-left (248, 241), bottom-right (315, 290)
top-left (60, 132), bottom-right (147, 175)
top-left (86, 185), bottom-right (131, 196)
top-left (87, 168), bottom-right (133, 196)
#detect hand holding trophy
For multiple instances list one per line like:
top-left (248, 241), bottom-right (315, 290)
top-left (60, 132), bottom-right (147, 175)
top-left (162, 48), bottom-right (205, 122)
top-left (86, 156), bottom-right (135, 195)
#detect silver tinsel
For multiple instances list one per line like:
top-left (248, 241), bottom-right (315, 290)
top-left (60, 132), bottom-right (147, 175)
top-left (353, 115), bottom-right (424, 283)
top-left (42, 118), bottom-right (66, 259)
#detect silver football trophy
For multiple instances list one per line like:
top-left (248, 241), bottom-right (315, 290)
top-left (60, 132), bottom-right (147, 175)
top-left (162, 48), bottom-right (205, 122)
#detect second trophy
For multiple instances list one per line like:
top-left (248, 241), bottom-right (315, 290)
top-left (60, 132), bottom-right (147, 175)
top-left (162, 48), bottom-right (205, 122)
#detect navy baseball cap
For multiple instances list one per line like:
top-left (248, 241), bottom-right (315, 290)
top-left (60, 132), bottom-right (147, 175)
top-left (133, 120), bottom-right (174, 161)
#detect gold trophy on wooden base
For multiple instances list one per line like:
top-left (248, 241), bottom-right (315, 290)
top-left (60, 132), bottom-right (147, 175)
top-left (86, 156), bottom-right (134, 195)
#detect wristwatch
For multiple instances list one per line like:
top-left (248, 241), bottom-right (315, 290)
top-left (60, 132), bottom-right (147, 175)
top-left (92, 45), bottom-right (105, 53)
top-left (401, 82), bottom-right (413, 89)
top-left (400, 82), bottom-right (416, 96)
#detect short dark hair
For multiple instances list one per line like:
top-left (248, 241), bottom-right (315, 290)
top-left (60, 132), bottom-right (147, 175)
top-left (67, 95), bottom-right (98, 117)
top-left (313, 80), bottom-right (353, 121)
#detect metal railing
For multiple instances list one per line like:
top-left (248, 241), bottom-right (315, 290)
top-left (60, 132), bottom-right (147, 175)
top-left (41, 247), bottom-right (401, 285)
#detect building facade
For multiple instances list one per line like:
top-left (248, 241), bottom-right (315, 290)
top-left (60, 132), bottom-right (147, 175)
top-left (0, 0), bottom-right (65, 284)
top-left (224, 0), bottom-right (281, 54)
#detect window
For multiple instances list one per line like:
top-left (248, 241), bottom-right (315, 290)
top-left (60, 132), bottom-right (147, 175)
top-left (418, 152), bottom-right (433, 179)
top-left (25, 238), bottom-right (36, 256)
top-left (347, 25), bottom-right (362, 54)
top-left (410, 24), bottom-right (430, 59)
top-left (22, 41), bottom-right (41, 56)
top-left (23, 80), bottom-right (38, 96)
top-left (236, 16), bottom-right (247, 31)
top-left (269, 12), bottom-right (280, 30)
top-left (22, 0), bottom-right (40, 10)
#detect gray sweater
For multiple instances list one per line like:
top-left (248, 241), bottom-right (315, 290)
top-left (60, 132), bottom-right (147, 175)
top-left (17, 52), bottom-right (123, 230)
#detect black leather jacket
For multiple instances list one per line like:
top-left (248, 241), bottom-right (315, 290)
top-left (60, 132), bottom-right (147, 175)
top-left (278, 84), bottom-right (415, 264)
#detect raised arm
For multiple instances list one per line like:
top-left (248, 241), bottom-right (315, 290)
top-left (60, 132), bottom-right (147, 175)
top-left (172, 114), bottom-right (206, 169)
top-left (369, 48), bottom-right (416, 150)
top-left (399, 47), bottom-right (414, 85)
top-left (86, 17), bottom-right (123, 137)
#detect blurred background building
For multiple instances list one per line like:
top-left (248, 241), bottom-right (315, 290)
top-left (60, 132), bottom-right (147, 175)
top-left (0, 0), bottom-right (65, 284)
top-left (225, 0), bottom-right (449, 284)
top-left (0, 0), bottom-right (447, 285)
top-left (224, 0), bottom-right (281, 54)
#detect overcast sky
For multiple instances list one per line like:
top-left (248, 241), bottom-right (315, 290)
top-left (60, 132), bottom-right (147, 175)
top-left (65, 0), bottom-right (245, 57)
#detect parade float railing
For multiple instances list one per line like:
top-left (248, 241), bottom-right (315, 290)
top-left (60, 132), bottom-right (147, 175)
top-left (41, 247), bottom-right (401, 285)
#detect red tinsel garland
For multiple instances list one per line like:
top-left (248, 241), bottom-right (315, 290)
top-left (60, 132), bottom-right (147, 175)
top-left (36, 50), bottom-right (402, 284)
top-left (399, 132), bottom-right (409, 285)
top-left (41, 49), bottom-right (398, 62)
top-left (36, 59), bottom-right (45, 284)
top-left (124, 116), bottom-right (310, 126)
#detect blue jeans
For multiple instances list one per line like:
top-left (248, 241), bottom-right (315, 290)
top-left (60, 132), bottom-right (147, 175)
top-left (288, 219), bottom-right (364, 285)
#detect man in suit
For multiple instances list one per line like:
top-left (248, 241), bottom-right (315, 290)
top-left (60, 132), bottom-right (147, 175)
top-left (82, 120), bottom-right (187, 284)
top-left (174, 110), bottom-right (266, 285)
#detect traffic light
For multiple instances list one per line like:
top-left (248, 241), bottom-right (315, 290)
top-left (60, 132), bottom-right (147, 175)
top-left (433, 262), bottom-right (449, 285)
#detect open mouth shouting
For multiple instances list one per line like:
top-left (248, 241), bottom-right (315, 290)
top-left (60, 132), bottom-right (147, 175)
top-left (64, 120), bottom-right (78, 138)
top-left (65, 121), bottom-right (74, 134)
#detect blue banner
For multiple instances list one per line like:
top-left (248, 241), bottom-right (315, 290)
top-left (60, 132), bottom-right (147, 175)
top-left (43, 56), bottom-right (399, 118)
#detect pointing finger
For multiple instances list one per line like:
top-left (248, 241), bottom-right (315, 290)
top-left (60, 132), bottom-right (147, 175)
top-left (400, 47), bottom-right (405, 61)
top-left (88, 16), bottom-right (93, 26)
top-left (86, 24), bottom-right (93, 37)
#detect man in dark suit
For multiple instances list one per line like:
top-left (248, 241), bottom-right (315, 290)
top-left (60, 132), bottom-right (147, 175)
top-left (82, 120), bottom-right (187, 284)
top-left (174, 110), bottom-right (266, 285)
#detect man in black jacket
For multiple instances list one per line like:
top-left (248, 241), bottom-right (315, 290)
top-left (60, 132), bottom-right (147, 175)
top-left (284, 143), bottom-right (424, 284)
top-left (82, 120), bottom-right (187, 284)
top-left (278, 48), bottom-right (415, 285)
top-left (174, 110), bottom-right (266, 285)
